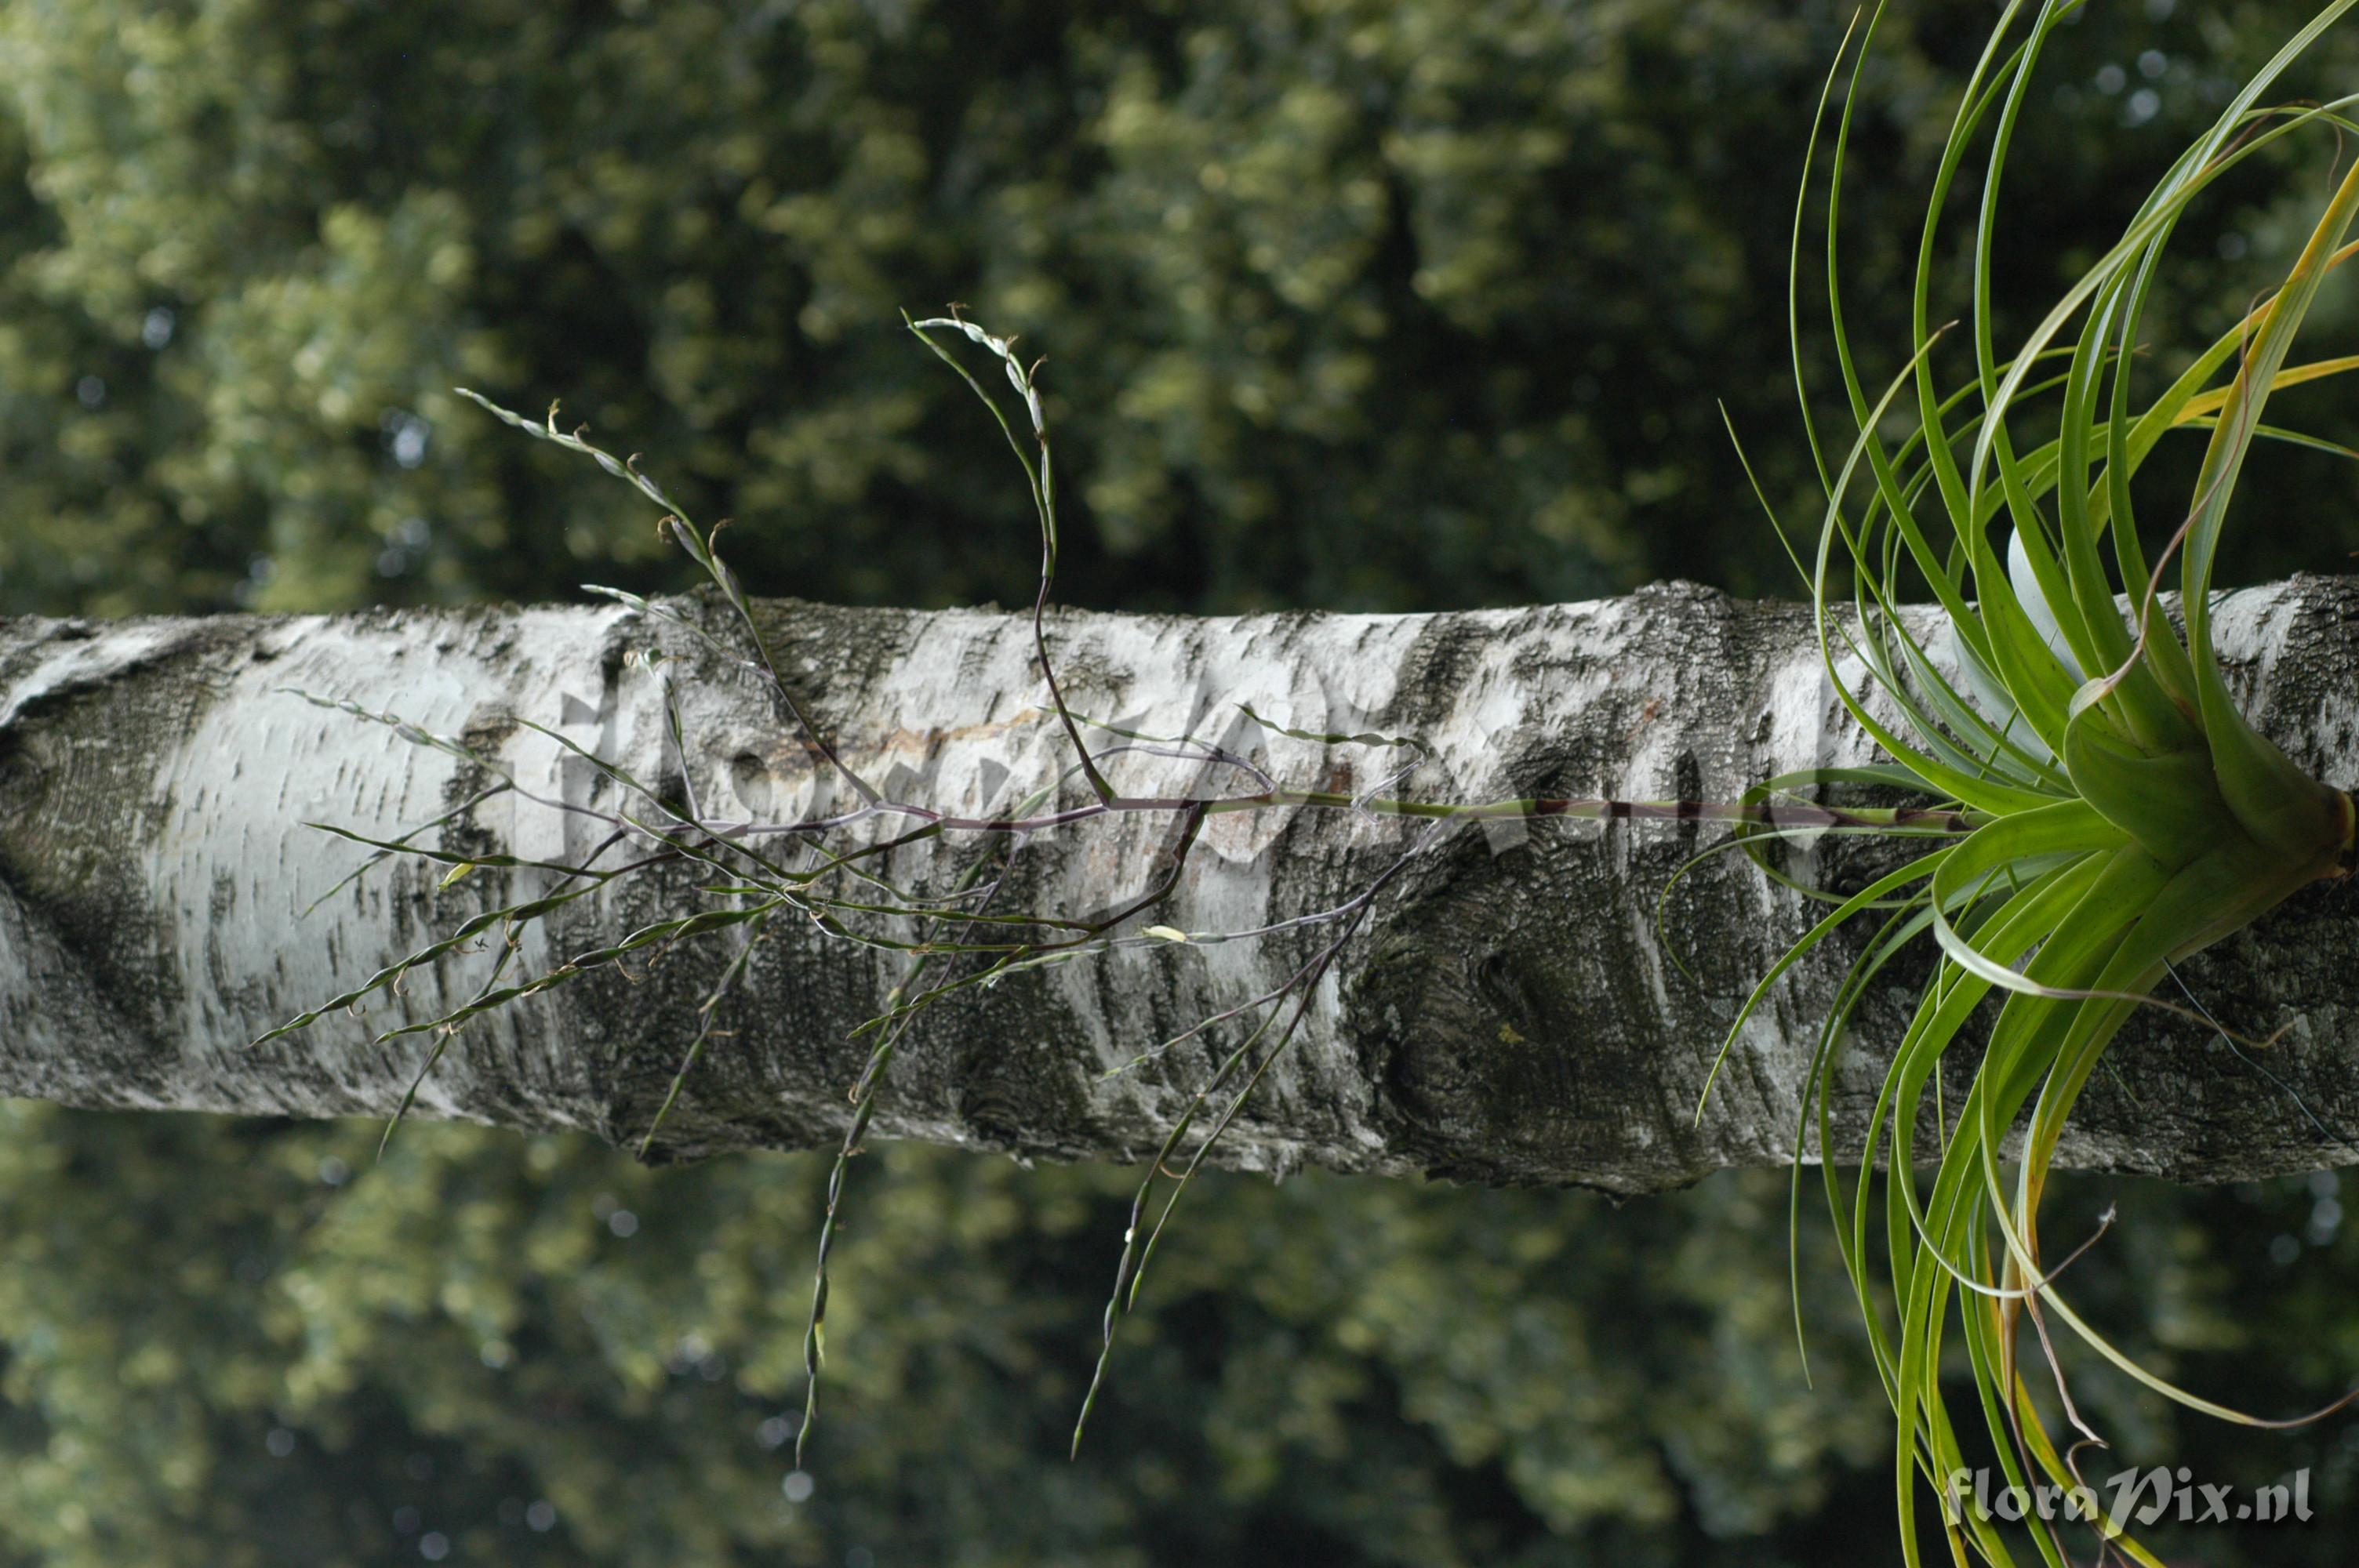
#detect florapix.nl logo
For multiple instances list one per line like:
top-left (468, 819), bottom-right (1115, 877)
top-left (1945, 1466), bottom-right (2314, 1529)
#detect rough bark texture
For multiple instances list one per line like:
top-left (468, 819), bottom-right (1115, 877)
top-left (3, 578), bottom-right (2357, 1194)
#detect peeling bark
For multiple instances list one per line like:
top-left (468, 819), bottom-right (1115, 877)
top-left (3, 577), bottom-right (2357, 1193)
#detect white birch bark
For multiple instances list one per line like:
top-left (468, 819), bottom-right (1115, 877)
top-left (3, 575), bottom-right (2355, 1192)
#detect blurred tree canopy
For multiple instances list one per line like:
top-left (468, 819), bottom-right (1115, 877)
top-left (5, 1), bottom-right (2359, 1563)
top-left (5, 0), bottom-right (2357, 619)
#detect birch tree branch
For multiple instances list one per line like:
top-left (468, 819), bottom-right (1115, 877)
top-left (4, 576), bottom-right (2355, 1193)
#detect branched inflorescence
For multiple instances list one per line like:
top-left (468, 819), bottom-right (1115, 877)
top-left (265, 2), bottom-right (2359, 1554)
top-left (261, 306), bottom-right (1982, 1464)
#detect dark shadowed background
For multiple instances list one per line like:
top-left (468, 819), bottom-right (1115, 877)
top-left (4, 2), bottom-right (2358, 1563)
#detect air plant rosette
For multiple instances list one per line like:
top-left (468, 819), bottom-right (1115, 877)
top-left (1736, 2), bottom-right (2359, 1560)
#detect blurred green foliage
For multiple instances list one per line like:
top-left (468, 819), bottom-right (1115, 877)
top-left (5, 0), bottom-right (2359, 1562)
top-left (5, 1105), bottom-right (2357, 1566)
top-left (5, 0), bottom-right (2357, 619)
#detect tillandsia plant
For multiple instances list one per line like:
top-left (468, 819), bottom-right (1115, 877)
top-left (1726, 0), bottom-right (2359, 1561)
top-left (256, 0), bottom-right (2359, 1558)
